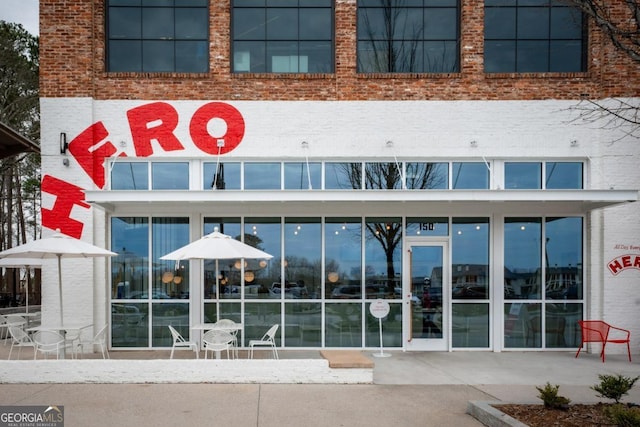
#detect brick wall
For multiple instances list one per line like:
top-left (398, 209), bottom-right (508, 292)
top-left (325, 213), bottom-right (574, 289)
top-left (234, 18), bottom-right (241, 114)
top-left (40, 0), bottom-right (640, 101)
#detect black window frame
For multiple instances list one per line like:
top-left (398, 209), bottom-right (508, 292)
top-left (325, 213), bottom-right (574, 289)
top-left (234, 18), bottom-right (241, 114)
top-left (231, 0), bottom-right (335, 74)
top-left (106, 0), bottom-right (210, 73)
top-left (356, 0), bottom-right (461, 74)
top-left (484, 0), bottom-right (588, 73)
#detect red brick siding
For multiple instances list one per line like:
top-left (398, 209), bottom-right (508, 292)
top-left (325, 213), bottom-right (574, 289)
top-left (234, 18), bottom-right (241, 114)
top-left (39, 0), bottom-right (640, 101)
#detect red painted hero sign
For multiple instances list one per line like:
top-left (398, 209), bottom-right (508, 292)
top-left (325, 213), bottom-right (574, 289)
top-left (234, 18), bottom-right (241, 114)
top-left (607, 254), bottom-right (640, 275)
top-left (42, 101), bottom-right (245, 239)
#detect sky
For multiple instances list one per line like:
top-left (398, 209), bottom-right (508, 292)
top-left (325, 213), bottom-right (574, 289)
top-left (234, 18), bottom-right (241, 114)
top-left (0, 0), bottom-right (39, 36)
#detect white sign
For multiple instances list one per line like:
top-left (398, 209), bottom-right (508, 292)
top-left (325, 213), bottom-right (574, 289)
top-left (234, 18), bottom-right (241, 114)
top-left (369, 299), bottom-right (390, 319)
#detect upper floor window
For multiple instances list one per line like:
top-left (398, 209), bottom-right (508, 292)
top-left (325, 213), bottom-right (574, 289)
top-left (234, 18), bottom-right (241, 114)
top-left (452, 162), bottom-right (489, 189)
top-left (505, 161), bottom-right (583, 189)
top-left (357, 0), bottom-right (460, 73)
top-left (232, 0), bottom-right (334, 73)
top-left (484, 0), bottom-right (586, 73)
top-left (107, 0), bottom-right (209, 73)
top-left (545, 162), bottom-right (583, 189)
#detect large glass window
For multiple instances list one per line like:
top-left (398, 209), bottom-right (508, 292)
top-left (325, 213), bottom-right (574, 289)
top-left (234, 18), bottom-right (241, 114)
top-left (245, 218), bottom-right (282, 299)
top-left (110, 216), bottom-right (190, 349)
top-left (504, 218), bottom-right (542, 299)
top-left (452, 303), bottom-right (489, 348)
top-left (545, 217), bottom-right (583, 300)
top-left (505, 162), bottom-right (542, 189)
top-left (365, 302), bottom-right (402, 347)
top-left (245, 163), bottom-right (281, 189)
top-left (365, 217), bottom-right (402, 299)
top-left (405, 162), bottom-right (448, 189)
top-left (111, 217), bottom-right (149, 300)
top-left (284, 162), bottom-right (321, 190)
top-left (545, 162), bottom-right (583, 189)
top-left (325, 303), bottom-right (362, 347)
top-left (452, 218), bottom-right (489, 299)
top-left (151, 162), bottom-right (189, 190)
top-left (203, 162), bottom-right (241, 190)
top-left (452, 162), bottom-right (489, 189)
top-left (111, 162), bottom-right (149, 190)
top-left (203, 218), bottom-right (242, 300)
top-left (326, 218), bottom-right (363, 299)
top-left (286, 302), bottom-right (322, 347)
top-left (357, 0), bottom-right (460, 73)
top-left (504, 216), bottom-right (583, 349)
top-left (325, 162), bottom-right (362, 189)
top-left (365, 162), bottom-right (402, 189)
top-left (152, 217), bottom-right (190, 300)
top-left (484, 0), bottom-right (586, 73)
top-left (232, 0), bottom-right (334, 73)
top-left (284, 218), bottom-right (321, 299)
top-left (107, 0), bottom-right (209, 73)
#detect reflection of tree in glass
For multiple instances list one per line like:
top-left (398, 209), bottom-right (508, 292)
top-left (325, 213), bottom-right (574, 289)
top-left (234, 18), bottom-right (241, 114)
top-left (337, 162), bottom-right (442, 292)
top-left (358, 0), bottom-right (458, 73)
top-left (234, 233), bottom-right (269, 282)
top-left (239, 233), bottom-right (266, 252)
top-left (405, 163), bottom-right (447, 189)
top-left (358, 0), bottom-right (422, 72)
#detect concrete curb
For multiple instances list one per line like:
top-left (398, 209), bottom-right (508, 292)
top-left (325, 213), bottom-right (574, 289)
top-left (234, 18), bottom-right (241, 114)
top-left (466, 401), bottom-right (529, 427)
top-left (0, 359), bottom-right (373, 384)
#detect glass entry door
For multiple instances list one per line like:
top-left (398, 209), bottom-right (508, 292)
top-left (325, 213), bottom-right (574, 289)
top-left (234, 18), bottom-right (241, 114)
top-left (405, 241), bottom-right (448, 351)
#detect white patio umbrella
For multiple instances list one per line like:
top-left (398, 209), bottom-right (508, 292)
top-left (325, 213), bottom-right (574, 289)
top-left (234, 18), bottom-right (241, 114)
top-left (0, 257), bottom-right (42, 314)
top-left (160, 228), bottom-right (273, 297)
top-left (0, 230), bottom-right (117, 324)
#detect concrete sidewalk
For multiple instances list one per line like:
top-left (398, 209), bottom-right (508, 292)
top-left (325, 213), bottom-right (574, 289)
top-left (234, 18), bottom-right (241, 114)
top-left (0, 350), bottom-right (638, 426)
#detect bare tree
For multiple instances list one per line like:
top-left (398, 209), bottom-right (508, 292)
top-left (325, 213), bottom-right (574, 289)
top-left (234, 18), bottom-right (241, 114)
top-left (339, 162), bottom-right (444, 293)
top-left (565, 0), bottom-right (640, 137)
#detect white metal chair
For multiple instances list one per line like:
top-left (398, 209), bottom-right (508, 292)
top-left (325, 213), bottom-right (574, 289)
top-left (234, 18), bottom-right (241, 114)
top-left (214, 319), bottom-right (239, 357)
top-left (249, 324), bottom-right (279, 359)
top-left (76, 325), bottom-right (110, 359)
top-left (168, 325), bottom-right (198, 359)
top-left (0, 315), bottom-right (9, 343)
top-left (5, 314), bottom-right (27, 329)
top-left (33, 330), bottom-right (65, 359)
top-left (202, 330), bottom-right (233, 359)
top-left (7, 326), bottom-right (35, 359)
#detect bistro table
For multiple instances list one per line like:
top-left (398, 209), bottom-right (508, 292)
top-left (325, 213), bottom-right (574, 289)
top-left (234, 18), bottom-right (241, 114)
top-left (27, 323), bottom-right (93, 359)
top-left (192, 321), bottom-right (243, 358)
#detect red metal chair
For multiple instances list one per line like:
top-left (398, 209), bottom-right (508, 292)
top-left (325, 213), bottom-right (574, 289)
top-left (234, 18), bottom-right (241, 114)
top-left (575, 320), bottom-right (631, 362)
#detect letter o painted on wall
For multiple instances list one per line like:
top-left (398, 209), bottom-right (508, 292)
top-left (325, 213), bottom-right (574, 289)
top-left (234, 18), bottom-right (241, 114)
top-left (190, 102), bottom-right (245, 155)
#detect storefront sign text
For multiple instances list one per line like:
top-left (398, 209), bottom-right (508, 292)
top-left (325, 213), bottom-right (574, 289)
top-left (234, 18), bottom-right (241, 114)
top-left (42, 101), bottom-right (245, 238)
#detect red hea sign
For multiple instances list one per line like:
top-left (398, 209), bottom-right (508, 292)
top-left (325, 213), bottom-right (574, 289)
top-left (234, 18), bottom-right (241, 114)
top-left (607, 254), bottom-right (640, 275)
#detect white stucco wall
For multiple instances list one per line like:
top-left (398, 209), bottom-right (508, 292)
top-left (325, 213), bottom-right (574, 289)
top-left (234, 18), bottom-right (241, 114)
top-left (39, 98), bottom-right (640, 352)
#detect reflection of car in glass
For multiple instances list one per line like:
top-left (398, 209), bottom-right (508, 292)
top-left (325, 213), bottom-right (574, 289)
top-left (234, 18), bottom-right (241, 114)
top-left (331, 285), bottom-right (361, 299)
top-left (452, 284), bottom-right (487, 299)
top-left (545, 280), bottom-right (578, 299)
top-left (126, 290), bottom-right (172, 299)
top-left (332, 284), bottom-right (387, 299)
top-left (269, 282), bottom-right (308, 298)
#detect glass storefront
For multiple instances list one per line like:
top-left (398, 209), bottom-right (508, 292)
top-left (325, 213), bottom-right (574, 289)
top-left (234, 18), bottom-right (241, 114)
top-left (109, 215), bottom-right (585, 350)
top-left (504, 216), bottom-right (583, 349)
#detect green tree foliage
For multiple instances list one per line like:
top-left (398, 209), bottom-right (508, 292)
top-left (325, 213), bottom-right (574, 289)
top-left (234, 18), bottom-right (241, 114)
top-left (0, 21), bottom-right (40, 250)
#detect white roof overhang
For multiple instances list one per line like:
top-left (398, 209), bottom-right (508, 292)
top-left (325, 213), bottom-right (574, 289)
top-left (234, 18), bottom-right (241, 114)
top-left (85, 189), bottom-right (638, 216)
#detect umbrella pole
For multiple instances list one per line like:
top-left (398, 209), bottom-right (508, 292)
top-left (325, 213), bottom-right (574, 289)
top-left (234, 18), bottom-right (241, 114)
top-left (58, 255), bottom-right (63, 326)
top-left (215, 259), bottom-right (219, 302)
top-left (25, 268), bottom-right (29, 314)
